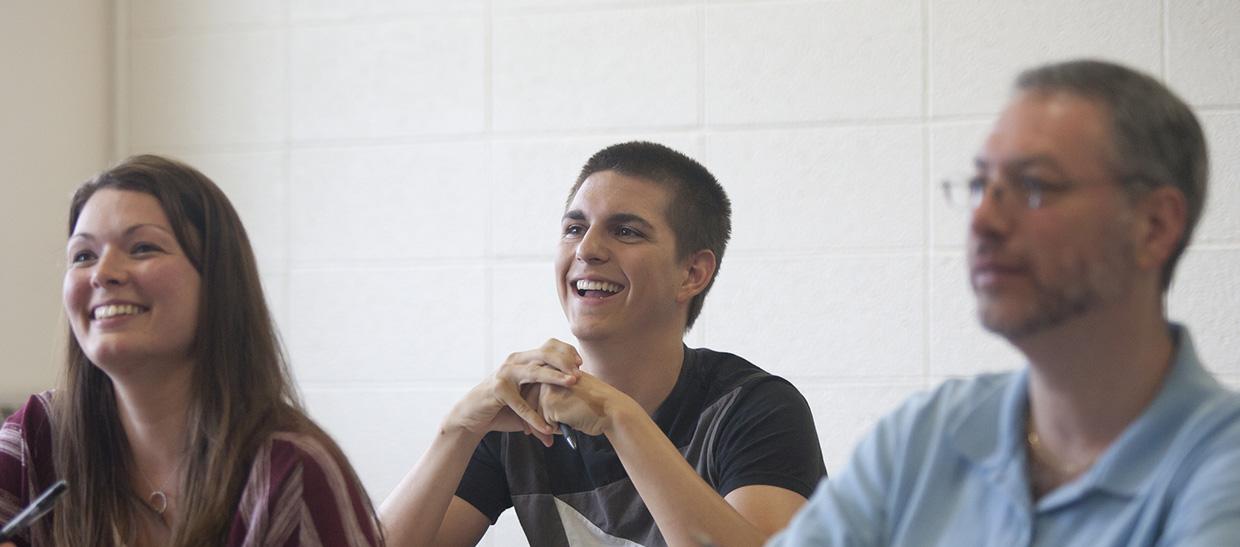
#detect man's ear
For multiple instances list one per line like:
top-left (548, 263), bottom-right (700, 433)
top-left (677, 249), bottom-right (718, 304)
top-left (1132, 185), bottom-right (1188, 274)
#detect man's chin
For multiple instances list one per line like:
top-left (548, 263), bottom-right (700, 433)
top-left (977, 298), bottom-right (1087, 341)
top-left (976, 295), bottom-right (1042, 339)
top-left (568, 320), bottom-right (613, 343)
top-left (979, 312), bottom-right (1034, 340)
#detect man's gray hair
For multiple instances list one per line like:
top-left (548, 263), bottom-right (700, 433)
top-left (1016, 59), bottom-right (1208, 290)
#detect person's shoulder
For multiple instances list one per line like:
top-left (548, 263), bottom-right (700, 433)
top-left (1156, 389), bottom-right (1240, 543)
top-left (2, 392), bottom-right (57, 525)
top-left (259, 431), bottom-right (356, 484)
top-left (923, 372), bottom-right (1013, 411)
top-left (1180, 387), bottom-right (1240, 456)
top-left (687, 346), bottom-right (789, 392)
top-left (2, 391), bottom-right (55, 445)
top-left (236, 430), bottom-right (380, 545)
top-left (3, 392), bottom-right (54, 425)
top-left (876, 371), bottom-right (1016, 438)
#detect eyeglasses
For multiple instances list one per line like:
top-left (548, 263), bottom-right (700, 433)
top-left (940, 173), bottom-right (1071, 211)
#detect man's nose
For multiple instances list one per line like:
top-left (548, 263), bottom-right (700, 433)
top-left (575, 227), bottom-right (609, 263)
top-left (969, 180), bottom-right (1016, 240)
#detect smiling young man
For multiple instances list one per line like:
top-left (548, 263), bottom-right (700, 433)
top-left (770, 60), bottom-right (1240, 546)
top-left (382, 142), bottom-right (826, 547)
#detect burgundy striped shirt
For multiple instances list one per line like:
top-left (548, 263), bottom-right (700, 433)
top-left (0, 393), bottom-right (381, 546)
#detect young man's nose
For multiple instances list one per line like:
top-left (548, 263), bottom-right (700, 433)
top-left (575, 227), bottom-right (610, 263)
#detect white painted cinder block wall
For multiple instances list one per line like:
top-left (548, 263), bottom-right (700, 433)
top-left (0, 3), bottom-right (111, 409)
top-left (61, 0), bottom-right (1240, 544)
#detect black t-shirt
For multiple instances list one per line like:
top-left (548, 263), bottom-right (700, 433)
top-left (455, 346), bottom-right (827, 547)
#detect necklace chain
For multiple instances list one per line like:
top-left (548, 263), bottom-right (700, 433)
top-left (136, 461), bottom-right (179, 516)
top-left (1025, 414), bottom-right (1096, 479)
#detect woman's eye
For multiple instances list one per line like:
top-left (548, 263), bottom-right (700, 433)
top-left (132, 242), bottom-right (162, 254)
top-left (71, 251), bottom-right (95, 264)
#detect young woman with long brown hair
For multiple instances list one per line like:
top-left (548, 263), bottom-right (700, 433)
top-left (0, 155), bottom-right (382, 546)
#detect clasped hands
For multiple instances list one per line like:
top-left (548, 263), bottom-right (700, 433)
top-left (446, 338), bottom-right (633, 446)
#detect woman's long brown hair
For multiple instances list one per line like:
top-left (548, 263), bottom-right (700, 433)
top-left (51, 155), bottom-right (379, 546)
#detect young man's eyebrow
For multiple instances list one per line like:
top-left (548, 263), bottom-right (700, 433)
top-left (607, 213), bottom-right (654, 230)
top-left (562, 209), bottom-right (654, 224)
top-left (562, 211), bottom-right (653, 228)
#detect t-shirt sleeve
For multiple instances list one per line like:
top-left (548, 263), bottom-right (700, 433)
top-left (712, 378), bottom-right (827, 499)
top-left (454, 432), bottom-right (512, 524)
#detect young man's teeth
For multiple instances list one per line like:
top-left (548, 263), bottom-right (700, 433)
top-left (575, 280), bottom-right (622, 293)
top-left (93, 304), bottom-right (144, 320)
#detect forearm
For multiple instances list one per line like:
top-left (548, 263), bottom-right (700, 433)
top-left (380, 424), bottom-right (484, 546)
top-left (604, 402), bottom-right (767, 547)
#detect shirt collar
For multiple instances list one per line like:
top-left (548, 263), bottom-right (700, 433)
top-left (1077, 324), bottom-right (1215, 498)
top-left (949, 324), bottom-right (1215, 504)
top-left (948, 367), bottom-right (1031, 507)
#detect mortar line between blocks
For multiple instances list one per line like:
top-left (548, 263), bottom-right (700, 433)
top-left (1160, 0), bottom-right (1170, 80)
top-left (920, 0), bottom-right (932, 384)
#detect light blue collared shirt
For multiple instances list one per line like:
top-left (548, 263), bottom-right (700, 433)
top-left (770, 325), bottom-right (1240, 546)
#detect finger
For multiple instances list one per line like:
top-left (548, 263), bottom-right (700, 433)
top-left (532, 397), bottom-right (557, 447)
top-left (531, 427), bottom-right (554, 447)
top-left (499, 361), bottom-right (576, 387)
top-left (497, 385), bottom-right (555, 435)
top-left (522, 382), bottom-right (543, 409)
top-left (504, 341), bottom-right (582, 375)
top-left (534, 363), bottom-right (579, 386)
top-left (540, 338), bottom-right (583, 373)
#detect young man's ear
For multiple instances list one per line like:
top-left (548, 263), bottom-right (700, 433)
top-left (1132, 185), bottom-right (1187, 275)
top-left (677, 249), bottom-right (718, 304)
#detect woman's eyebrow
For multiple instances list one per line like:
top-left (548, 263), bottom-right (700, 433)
top-left (68, 223), bottom-right (174, 242)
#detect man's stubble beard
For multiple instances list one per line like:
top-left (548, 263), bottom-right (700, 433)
top-left (975, 221), bottom-right (1137, 340)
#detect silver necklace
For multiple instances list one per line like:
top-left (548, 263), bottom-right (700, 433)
top-left (137, 465), bottom-right (177, 516)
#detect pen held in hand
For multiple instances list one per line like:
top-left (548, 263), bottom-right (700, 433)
top-left (0, 480), bottom-right (68, 542)
top-left (560, 423), bottom-right (577, 449)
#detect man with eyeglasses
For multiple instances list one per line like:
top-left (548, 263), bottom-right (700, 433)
top-left (769, 59), bottom-right (1240, 546)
